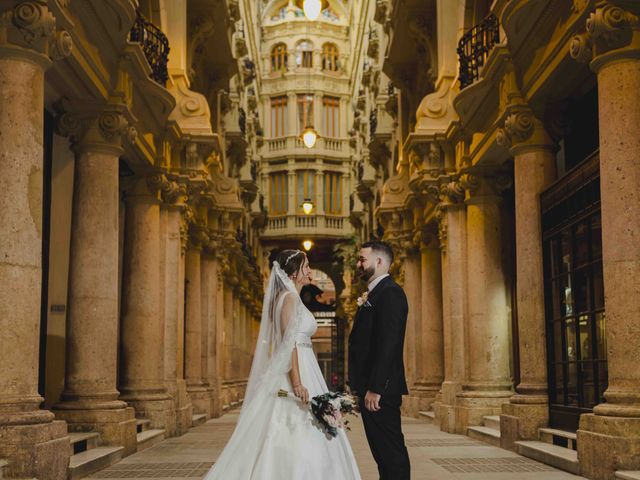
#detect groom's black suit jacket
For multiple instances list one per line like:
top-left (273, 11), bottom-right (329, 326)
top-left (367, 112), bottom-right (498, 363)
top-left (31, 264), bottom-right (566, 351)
top-left (348, 275), bottom-right (409, 397)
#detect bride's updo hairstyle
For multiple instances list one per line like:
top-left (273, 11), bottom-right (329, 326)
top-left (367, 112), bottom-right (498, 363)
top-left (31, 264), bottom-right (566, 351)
top-left (275, 249), bottom-right (306, 278)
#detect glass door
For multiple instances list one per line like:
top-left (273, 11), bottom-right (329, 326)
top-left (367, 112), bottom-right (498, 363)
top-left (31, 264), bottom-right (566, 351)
top-left (541, 152), bottom-right (607, 431)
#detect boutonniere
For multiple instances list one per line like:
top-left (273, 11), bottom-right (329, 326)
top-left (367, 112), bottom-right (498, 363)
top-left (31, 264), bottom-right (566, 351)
top-left (356, 290), bottom-right (369, 307)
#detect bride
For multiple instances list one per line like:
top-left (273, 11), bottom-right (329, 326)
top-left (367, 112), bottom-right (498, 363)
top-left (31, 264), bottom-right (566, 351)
top-left (204, 249), bottom-right (362, 479)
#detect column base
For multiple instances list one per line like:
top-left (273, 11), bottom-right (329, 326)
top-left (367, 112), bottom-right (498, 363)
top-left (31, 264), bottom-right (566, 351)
top-left (0, 419), bottom-right (69, 480)
top-left (500, 401), bottom-right (548, 451)
top-left (454, 389), bottom-right (513, 434)
top-left (119, 392), bottom-right (175, 433)
top-left (187, 386), bottom-right (211, 417)
top-left (402, 383), bottom-right (439, 417)
top-left (167, 379), bottom-right (192, 436)
top-left (578, 413), bottom-right (640, 479)
top-left (53, 405), bottom-right (137, 455)
top-left (207, 378), bottom-right (222, 418)
top-left (433, 381), bottom-right (463, 433)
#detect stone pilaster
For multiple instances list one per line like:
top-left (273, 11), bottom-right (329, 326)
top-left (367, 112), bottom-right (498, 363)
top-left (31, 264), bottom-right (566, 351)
top-left (455, 174), bottom-right (513, 432)
top-left (119, 174), bottom-right (174, 432)
top-left (571, 3), bottom-right (640, 477)
top-left (53, 106), bottom-right (137, 454)
top-left (0, 2), bottom-right (72, 477)
top-left (433, 180), bottom-right (468, 433)
top-left (412, 231), bottom-right (444, 411)
top-left (185, 225), bottom-right (209, 416)
top-left (496, 109), bottom-right (557, 449)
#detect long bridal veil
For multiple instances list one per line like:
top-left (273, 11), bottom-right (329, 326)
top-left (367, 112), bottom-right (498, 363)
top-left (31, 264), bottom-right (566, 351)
top-left (204, 261), bottom-right (301, 479)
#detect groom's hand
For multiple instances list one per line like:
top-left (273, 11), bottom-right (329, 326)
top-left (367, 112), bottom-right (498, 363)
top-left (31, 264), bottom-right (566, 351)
top-left (364, 391), bottom-right (381, 412)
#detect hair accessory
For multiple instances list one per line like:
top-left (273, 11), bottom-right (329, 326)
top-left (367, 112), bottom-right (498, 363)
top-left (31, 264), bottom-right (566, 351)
top-left (284, 250), bottom-right (301, 266)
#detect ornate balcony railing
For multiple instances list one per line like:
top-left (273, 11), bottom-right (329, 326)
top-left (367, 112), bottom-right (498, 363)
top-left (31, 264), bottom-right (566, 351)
top-left (457, 14), bottom-right (499, 89)
top-left (130, 10), bottom-right (170, 87)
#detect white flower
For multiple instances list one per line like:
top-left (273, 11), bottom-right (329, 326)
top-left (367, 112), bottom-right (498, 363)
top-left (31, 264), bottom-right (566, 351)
top-left (356, 290), bottom-right (369, 307)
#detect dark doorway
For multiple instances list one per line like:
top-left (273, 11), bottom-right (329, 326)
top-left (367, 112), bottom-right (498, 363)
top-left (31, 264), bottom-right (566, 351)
top-left (541, 152), bottom-right (607, 431)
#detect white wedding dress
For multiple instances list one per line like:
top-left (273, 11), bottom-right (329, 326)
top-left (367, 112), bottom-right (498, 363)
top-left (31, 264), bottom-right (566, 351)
top-left (204, 262), bottom-right (361, 480)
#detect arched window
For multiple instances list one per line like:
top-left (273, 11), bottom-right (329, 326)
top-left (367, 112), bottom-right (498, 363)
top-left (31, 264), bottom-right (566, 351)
top-left (296, 40), bottom-right (313, 68)
top-left (322, 43), bottom-right (339, 72)
top-left (271, 43), bottom-right (288, 72)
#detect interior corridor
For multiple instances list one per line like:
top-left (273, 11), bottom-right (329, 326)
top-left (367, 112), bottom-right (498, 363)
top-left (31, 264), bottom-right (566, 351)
top-left (85, 411), bottom-right (586, 480)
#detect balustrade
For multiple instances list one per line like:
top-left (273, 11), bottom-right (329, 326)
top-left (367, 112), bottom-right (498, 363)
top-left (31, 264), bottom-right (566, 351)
top-left (457, 14), bottom-right (499, 89)
top-left (130, 10), bottom-right (170, 86)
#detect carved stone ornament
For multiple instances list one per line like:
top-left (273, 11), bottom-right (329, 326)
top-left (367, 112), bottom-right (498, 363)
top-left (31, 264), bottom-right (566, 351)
top-left (1, 0), bottom-right (72, 63)
top-left (55, 109), bottom-right (137, 151)
top-left (434, 204), bottom-right (448, 253)
top-left (570, 3), bottom-right (640, 64)
top-left (504, 110), bottom-right (534, 144)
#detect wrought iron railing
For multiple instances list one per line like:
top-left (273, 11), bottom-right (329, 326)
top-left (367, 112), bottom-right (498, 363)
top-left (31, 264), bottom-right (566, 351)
top-left (130, 10), bottom-right (170, 87)
top-left (457, 14), bottom-right (499, 89)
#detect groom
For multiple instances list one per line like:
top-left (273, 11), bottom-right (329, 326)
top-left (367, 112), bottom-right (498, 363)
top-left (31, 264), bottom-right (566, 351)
top-left (348, 240), bottom-right (410, 480)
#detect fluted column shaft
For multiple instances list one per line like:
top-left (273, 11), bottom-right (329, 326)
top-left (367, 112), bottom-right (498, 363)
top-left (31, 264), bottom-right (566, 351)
top-left (0, 2), bottom-right (72, 475)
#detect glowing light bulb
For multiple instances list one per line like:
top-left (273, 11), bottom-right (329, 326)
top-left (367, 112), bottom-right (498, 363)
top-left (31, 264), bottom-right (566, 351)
top-left (302, 199), bottom-right (314, 215)
top-left (302, 127), bottom-right (317, 148)
top-left (303, 0), bottom-right (322, 20)
top-left (302, 239), bottom-right (314, 251)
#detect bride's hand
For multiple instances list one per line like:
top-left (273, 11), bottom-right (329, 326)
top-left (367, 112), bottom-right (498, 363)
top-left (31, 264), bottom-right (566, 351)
top-left (293, 384), bottom-right (309, 403)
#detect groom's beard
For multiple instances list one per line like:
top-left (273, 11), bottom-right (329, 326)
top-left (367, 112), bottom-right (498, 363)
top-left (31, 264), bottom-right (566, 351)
top-left (358, 265), bottom-right (375, 282)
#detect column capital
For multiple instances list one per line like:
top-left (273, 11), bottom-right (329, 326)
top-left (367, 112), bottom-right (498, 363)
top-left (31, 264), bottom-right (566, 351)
top-left (570, 1), bottom-right (640, 71)
top-left (497, 108), bottom-right (556, 155)
top-left (0, 0), bottom-right (72, 68)
top-left (55, 106), bottom-right (137, 156)
top-left (462, 171), bottom-right (513, 204)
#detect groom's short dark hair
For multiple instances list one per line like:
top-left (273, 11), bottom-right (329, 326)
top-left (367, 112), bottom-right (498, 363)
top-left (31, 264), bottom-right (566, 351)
top-left (361, 240), bottom-right (394, 265)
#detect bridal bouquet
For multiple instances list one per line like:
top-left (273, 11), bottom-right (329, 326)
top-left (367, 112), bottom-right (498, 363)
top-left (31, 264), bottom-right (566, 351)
top-left (278, 389), bottom-right (359, 438)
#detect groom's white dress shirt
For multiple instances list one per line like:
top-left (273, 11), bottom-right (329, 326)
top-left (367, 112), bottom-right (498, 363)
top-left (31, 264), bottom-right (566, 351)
top-left (368, 273), bottom-right (389, 292)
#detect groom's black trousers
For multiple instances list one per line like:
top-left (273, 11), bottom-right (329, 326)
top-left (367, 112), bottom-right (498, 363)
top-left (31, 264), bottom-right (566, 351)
top-left (360, 395), bottom-right (410, 480)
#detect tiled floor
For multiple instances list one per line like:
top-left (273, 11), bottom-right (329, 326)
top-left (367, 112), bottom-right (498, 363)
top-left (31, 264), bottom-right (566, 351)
top-left (90, 411), bottom-right (587, 479)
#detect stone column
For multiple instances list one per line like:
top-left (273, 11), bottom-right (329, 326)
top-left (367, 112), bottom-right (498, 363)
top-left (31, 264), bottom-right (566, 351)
top-left (0, 2), bottom-right (72, 477)
top-left (497, 111), bottom-right (556, 449)
top-left (455, 175), bottom-right (513, 432)
top-left (205, 242), bottom-right (221, 417)
top-left (571, 5), bottom-right (640, 477)
top-left (214, 250), bottom-right (226, 411)
top-left (201, 241), bottom-right (219, 416)
top-left (185, 226), bottom-right (209, 416)
top-left (433, 183), bottom-right (468, 433)
top-left (119, 175), bottom-right (174, 431)
top-left (53, 106), bottom-right (137, 454)
top-left (413, 233), bottom-right (444, 411)
top-left (163, 204), bottom-right (192, 435)
top-left (401, 246), bottom-right (420, 416)
top-left (222, 273), bottom-right (234, 407)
